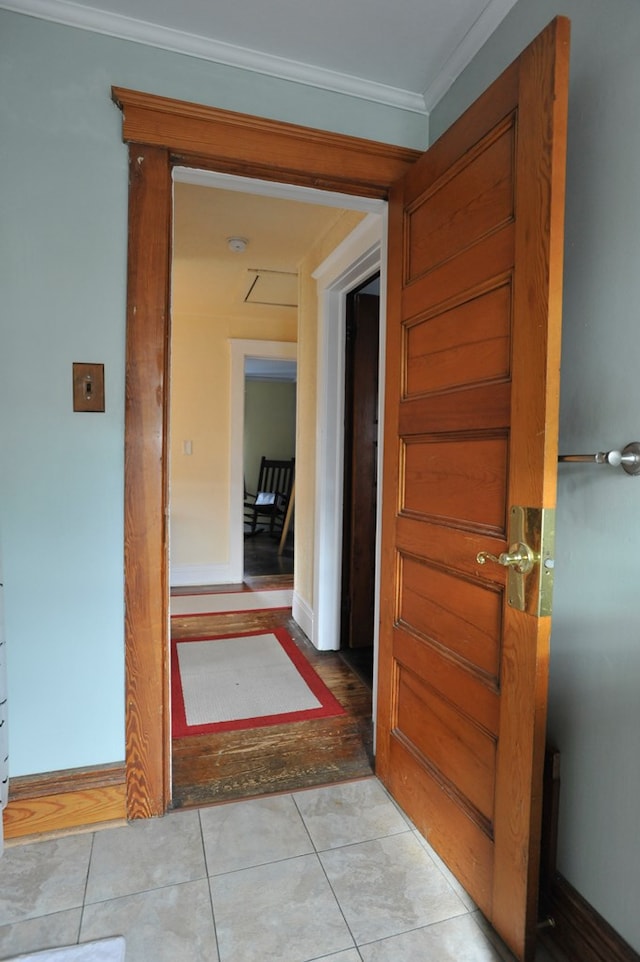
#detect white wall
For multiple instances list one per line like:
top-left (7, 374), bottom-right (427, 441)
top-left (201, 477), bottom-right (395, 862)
top-left (431, 1), bottom-right (640, 951)
top-left (0, 9), bottom-right (426, 778)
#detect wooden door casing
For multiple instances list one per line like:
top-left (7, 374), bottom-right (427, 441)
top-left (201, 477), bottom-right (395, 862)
top-left (123, 143), bottom-right (173, 817)
top-left (112, 86), bottom-right (420, 821)
top-left (376, 18), bottom-right (570, 962)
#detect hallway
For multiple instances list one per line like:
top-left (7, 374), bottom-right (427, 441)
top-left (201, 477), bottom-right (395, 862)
top-left (170, 576), bottom-right (373, 809)
top-left (0, 777), bottom-right (560, 961)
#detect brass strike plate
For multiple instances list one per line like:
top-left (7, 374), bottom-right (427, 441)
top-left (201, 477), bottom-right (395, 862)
top-left (507, 506), bottom-right (555, 617)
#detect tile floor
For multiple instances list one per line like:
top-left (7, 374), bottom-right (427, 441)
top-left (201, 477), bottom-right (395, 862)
top-left (0, 778), bottom-right (559, 962)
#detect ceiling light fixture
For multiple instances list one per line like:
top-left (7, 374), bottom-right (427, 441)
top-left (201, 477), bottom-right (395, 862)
top-left (227, 236), bottom-right (249, 253)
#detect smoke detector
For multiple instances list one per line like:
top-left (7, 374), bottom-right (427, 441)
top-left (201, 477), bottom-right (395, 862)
top-left (227, 236), bottom-right (249, 253)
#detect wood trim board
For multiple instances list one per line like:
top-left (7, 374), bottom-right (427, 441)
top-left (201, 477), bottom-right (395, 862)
top-left (542, 874), bottom-right (640, 962)
top-left (5, 764), bottom-right (126, 839)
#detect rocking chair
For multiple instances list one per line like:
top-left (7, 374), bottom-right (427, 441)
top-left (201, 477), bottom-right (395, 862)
top-left (244, 456), bottom-right (295, 537)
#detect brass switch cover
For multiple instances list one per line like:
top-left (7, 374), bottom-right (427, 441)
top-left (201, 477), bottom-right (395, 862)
top-left (73, 362), bottom-right (105, 412)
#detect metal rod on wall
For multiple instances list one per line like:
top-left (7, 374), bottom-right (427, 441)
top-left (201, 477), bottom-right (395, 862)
top-left (558, 442), bottom-right (640, 475)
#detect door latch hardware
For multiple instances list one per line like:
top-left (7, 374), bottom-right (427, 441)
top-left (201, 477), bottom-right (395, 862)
top-left (477, 542), bottom-right (535, 574)
top-left (476, 506), bottom-right (555, 616)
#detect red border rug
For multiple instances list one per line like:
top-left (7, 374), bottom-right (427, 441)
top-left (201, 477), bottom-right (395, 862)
top-left (171, 627), bottom-right (346, 737)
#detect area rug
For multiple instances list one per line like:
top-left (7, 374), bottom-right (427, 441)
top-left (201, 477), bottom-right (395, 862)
top-left (171, 627), bottom-right (345, 736)
top-left (7, 937), bottom-right (126, 961)
top-left (170, 588), bottom-right (293, 617)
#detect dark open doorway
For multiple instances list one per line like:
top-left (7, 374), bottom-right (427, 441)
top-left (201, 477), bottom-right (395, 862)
top-left (340, 274), bottom-right (380, 687)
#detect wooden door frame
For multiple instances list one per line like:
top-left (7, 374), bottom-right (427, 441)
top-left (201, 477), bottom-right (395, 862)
top-left (111, 86), bottom-right (420, 818)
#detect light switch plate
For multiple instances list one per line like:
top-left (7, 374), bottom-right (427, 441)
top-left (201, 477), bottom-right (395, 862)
top-left (73, 362), bottom-right (105, 412)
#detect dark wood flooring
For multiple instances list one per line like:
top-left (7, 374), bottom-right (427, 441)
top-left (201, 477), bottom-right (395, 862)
top-left (170, 563), bottom-right (374, 809)
top-left (243, 529), bottom-right (294, 577)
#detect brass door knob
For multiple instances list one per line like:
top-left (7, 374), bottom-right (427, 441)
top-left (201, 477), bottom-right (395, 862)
top-left (477, 542), bottom-right (536, 575)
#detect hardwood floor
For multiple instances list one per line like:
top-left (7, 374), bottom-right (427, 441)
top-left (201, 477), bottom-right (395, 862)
top-left (170, 569), bottom-right (374, 810)
top-left (243, 528), bottom-right (294, 577)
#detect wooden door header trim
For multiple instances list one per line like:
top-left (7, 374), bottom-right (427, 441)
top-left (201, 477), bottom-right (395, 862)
top-left (111, 86), bottom-right (421, 196)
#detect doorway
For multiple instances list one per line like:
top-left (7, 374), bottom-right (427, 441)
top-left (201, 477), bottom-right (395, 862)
top-left (168, 183), bottom-right (384, 807)
top-left (340, 275), bottom-right (380, 688)
top-left (227, 337), bottom-right (298, 585)
top-left (114, 85), bottom-right (419, 819)
top-left (243, 355), bottom-right (297, 578)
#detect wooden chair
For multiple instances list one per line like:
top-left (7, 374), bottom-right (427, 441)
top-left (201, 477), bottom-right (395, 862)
top-left (244, 457), bottom-right (295, 536)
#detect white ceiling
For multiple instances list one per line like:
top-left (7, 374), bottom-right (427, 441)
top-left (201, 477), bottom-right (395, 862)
top-left (4, 0), bottom-right (518, 112)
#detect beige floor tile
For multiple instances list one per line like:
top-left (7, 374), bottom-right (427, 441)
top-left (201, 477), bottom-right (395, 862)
top-left (0, 835), bottom-right (92, 926)
top-left (210, 853), bottom-right (354, 962)
top-left (80, 879), bottom-right (217, 962)
top-left (85, 809), bottom-right (205, 904)
top-left (0, 908), bottom-right (82, 957)
top-left (294, 777), bottom-right (410, 851)
top-left (0, 778), bottom-right (568, 962)
top-left (319, 833), bottom-right (467, 945)
top-left (199, 793), bottom-right (313, 875)
top-left (315, 952), bottom-right (363, 962)
top-left (358, 913), bottom-right (509, 961)
top-left (413, 830), bottom-right (477, 912)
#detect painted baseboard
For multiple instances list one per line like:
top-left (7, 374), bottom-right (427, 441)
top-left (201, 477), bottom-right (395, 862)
top-left (292, 590), bottom-right (313, 643)
top-left (542, 873), bottom-right (640, 962)
top-left (170, 563), bottom-right (234, 587)
top-left (4, 763), bottom-right (126, 839)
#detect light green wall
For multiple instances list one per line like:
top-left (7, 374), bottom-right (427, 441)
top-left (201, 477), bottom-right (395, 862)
top-left (0, 9), bottom-right (426, 778)
top-left (431, 2), bottom-right (640, 951)
top-left (244, 381), bottom-right (297, 497)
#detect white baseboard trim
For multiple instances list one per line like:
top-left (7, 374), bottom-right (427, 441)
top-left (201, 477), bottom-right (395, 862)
top-left (292, 591), bottom-right (314, 645)
top-left (170, 563), bottom-right (235, 588)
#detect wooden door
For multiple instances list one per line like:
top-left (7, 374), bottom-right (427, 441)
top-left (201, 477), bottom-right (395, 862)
top-left (376, 18), bottom-right (570, 962)
top-left (341, 289), bottom-right (380, 653)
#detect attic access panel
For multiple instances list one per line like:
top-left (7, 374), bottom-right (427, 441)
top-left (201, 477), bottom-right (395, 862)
top-left (245, 269), bottom-right (298, 307)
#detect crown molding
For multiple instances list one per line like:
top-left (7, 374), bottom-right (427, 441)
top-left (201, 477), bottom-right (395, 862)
top-left (422, 0), bottom-right (519, 111)
top-left (2, 0), bottom-right (428, 114)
